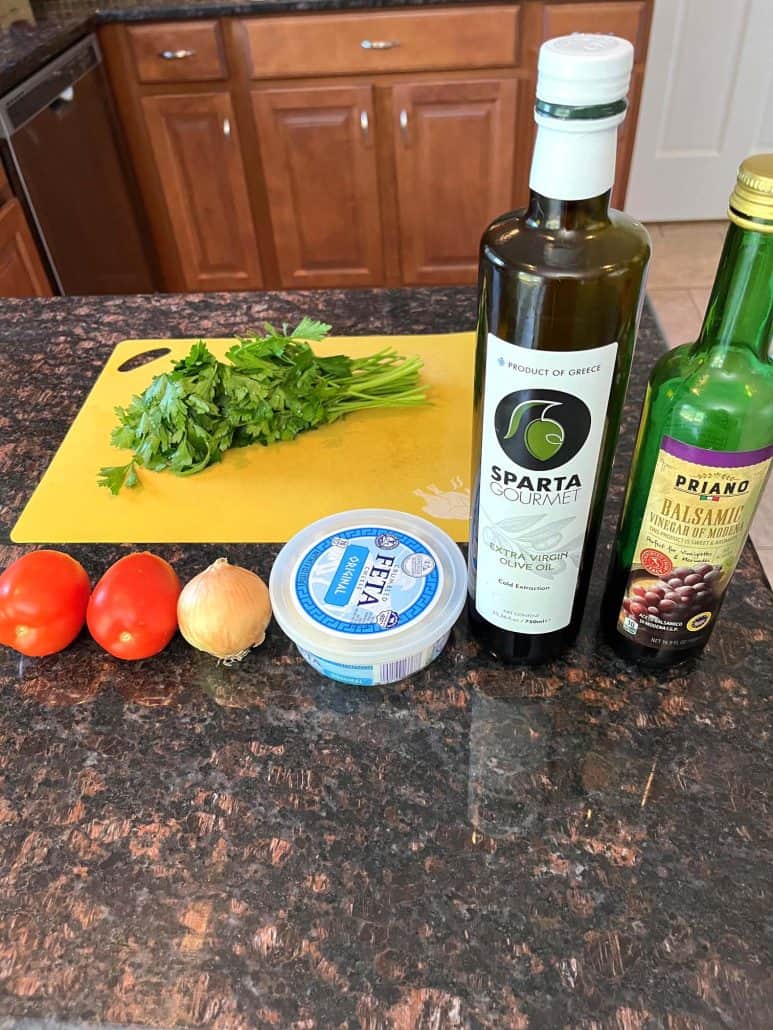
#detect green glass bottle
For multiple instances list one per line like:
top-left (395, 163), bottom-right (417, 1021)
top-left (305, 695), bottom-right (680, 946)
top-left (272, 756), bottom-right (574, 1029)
top-left (604, 154), bottom-right (773, 665)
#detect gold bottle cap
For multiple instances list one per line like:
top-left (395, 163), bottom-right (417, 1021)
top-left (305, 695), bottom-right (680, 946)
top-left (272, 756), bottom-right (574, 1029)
top-left (728, 153), bottom-right (773, 233)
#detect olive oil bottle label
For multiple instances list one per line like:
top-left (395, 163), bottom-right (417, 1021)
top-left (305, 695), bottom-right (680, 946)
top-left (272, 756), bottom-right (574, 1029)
top-left (616, 438), bottom-right (773, 651)
top-left (471, 334), bottom-right (617, 634)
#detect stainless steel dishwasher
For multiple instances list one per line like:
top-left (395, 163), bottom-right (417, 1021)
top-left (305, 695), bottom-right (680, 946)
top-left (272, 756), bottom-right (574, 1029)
top-left (0, 34), bottom-right (156, 295)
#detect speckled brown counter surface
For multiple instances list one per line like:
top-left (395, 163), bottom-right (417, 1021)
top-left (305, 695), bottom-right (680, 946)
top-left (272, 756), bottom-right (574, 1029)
top-left (0, 289), bottom-right (770, 1029)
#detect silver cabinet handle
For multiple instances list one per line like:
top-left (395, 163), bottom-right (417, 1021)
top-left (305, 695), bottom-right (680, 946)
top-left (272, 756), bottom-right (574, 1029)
top-left (360, 39), bottom-right (400, 50)
top-left (399, 108), bottom-right (409, 142)
top-left (360, 110), bottom-right (369, 138)
top-left (159, 49), bottom-right (197, 60)
top-left (223, 117), bottom-right (231, 138)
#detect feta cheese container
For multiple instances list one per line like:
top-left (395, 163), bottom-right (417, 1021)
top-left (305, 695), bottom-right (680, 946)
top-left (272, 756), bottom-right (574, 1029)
top-left (269, 509), bottom-right (467, 686)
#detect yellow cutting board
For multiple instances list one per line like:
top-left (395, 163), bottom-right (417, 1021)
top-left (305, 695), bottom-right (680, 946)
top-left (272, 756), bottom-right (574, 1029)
top-left (12, 334), bottom-right (474, 544)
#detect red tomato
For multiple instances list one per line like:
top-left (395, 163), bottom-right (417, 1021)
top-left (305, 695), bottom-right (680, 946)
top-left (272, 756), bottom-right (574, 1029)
top-left (0, 550), bottom-right (91, 657)
top-left (87, 552), bottom-right (181, 660)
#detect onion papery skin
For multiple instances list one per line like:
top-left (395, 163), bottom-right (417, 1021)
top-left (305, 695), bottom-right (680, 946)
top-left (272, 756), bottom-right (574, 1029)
top-left (178, 557), bottom-right (271, 663)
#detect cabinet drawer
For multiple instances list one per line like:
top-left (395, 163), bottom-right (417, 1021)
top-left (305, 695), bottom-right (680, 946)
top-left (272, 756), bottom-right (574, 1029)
top-left (542, 3), bottom-right (647, 61)
top-left (127, 21), bottom-right (227, 83)
top-left (241, 8), bottom-right (520, 79)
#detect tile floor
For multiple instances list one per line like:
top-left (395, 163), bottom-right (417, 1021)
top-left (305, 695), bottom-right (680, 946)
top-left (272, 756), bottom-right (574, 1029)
top-left (644, 221), bottom-right (772, 587)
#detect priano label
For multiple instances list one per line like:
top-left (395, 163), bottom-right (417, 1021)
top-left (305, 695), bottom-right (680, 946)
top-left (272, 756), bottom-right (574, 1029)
top-left (470, 334), bottom-right (617, 634)
top-left (615, 438), bottom-right (773, 651)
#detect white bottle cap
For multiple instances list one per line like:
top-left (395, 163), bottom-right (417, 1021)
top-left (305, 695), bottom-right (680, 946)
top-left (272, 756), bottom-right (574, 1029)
top-left (537, 34), bottom-right (634, 108)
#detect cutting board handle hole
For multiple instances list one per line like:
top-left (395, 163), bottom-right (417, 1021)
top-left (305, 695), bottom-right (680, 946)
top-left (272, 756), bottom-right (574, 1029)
top-left (117, 347), bottom-right (172, 372)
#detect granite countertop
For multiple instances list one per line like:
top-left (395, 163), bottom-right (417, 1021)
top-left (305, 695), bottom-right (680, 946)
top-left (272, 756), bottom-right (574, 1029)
top-left (0, 288), bottom-right (770, 1028)
top-left (0, 0), bottom-right (504, 95)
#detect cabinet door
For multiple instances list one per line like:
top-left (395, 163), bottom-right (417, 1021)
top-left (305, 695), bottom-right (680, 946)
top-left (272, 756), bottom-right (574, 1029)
top-left (252, 85), bottom-right (384, 288)
top-left (392, 78), bottom-right (517, 285)
top-left (141, 93), bottom-right (263, 291)
top-left (611, 65), bottom-right (643, 211)
top-left (541, 3), bottom-right (649, 210)
top-left (541, 2), bottom-right (647, 59)
top-left (0, 198), bottom-right (52, 298)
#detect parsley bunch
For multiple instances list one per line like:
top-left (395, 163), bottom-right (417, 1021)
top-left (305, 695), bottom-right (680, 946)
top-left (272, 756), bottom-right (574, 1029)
top-left (99, 318), bottom-right (426, 494)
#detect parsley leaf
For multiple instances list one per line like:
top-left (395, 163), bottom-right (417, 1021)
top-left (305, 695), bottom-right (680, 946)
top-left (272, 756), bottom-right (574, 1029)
top-left (99, 319), bottom-right (425, 493)
top-left (98, 461), bottom-right (139, 495)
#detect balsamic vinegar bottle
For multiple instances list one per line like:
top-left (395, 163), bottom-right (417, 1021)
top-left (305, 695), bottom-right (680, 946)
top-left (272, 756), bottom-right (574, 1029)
top-left (603, 155), bottom-right (773, 666)
top-left (468, 35), bottom-right (651, 664)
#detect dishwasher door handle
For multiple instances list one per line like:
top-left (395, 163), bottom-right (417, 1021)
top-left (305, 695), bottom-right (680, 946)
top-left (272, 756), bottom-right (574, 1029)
top-left (51, 86), bottom-right (75, 106)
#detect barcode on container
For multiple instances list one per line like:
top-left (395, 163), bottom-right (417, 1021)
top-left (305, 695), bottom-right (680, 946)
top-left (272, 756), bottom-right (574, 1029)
top-left (379, 654), bottom-right (424, 683)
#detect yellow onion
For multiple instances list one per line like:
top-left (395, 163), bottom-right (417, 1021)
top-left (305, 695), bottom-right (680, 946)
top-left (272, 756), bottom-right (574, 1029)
top-left (177, 557), bottom-right (271, 663)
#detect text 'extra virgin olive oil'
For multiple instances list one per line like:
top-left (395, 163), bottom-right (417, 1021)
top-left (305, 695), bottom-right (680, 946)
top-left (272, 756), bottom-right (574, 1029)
top-left (603, 154), bottom-right (773, 666)
top-left (467, 35), bottom-right (651, 665)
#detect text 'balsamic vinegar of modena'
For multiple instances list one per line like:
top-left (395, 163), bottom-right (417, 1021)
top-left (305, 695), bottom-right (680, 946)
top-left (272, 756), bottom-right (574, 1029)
top-left (467, 35), bottom-right (651, 664)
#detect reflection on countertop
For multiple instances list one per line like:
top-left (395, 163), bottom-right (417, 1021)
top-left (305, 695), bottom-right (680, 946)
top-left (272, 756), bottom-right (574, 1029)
top-left (0, 288), bottom-right (770, 1027)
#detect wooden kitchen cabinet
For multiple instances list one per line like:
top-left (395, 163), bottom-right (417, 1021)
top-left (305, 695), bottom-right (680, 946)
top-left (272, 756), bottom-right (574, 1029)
top-left (539, 1), bottom-right (651, 210)
top-left (541, 2), bottom-right (648, 58)
top-left (241, 8), bottom-right (520, 79)
top-left (100, 0), bottom-right (654, 291)
top-left (0, 197), bottom-right (52, 298)
top-left (252, 85), bottom-right (384, 288)
top-left (254, 76), bottom-right (517, 288)
top-left (612, 64), bottom-right (644, 210)
top-left (126, 20), bottom-right (228, 83)
top-left (392, 78), bottom-right (517, 285)
top-left (141, 92), bottom-right (263, 291)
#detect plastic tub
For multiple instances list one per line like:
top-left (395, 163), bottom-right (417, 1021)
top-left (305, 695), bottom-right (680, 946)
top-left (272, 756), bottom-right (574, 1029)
top-left (269, 509), bottom-right (467, 686)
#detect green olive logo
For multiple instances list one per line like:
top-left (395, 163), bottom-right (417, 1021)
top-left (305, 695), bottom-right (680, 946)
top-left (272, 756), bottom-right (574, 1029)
top-left (495, 389), bottom-right (591, 470)
top-left (504, 400), bottom-right (565, 461)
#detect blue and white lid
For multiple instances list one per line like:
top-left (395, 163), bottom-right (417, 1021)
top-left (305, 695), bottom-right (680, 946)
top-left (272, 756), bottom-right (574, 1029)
top-left (269, 509), bottom-right (467, 663)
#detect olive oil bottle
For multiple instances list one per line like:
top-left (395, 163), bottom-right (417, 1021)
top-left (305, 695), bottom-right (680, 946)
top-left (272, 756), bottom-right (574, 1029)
top-left (603, 154), bottom-right (773, 665)
top-left (468, 35), bottom-right (651, 664)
